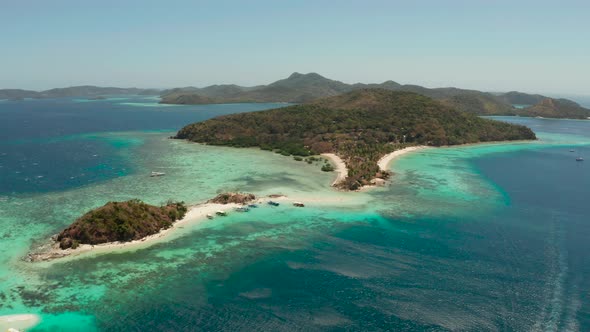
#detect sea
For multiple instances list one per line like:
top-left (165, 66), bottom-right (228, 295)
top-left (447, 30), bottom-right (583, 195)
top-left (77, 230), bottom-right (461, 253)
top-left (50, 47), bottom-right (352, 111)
top-left (0, 96), bottom-right (588, 331)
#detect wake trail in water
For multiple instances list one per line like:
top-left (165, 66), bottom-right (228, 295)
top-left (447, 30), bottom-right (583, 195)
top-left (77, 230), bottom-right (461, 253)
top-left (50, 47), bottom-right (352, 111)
top-left (532, 212), bottom-right (578, 331)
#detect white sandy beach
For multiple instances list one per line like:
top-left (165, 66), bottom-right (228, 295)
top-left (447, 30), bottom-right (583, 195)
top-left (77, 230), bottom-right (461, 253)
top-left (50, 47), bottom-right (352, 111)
top-left (377, 146), bottom-right (428, 171)
top-left (29, 195), bottom-right (338, 263)
top-left (29, 202), bottom-right (241, 262)
top-left (321, 153), bottom-right (348, 186)
top-left (321, 147), bottom-right (427, 188)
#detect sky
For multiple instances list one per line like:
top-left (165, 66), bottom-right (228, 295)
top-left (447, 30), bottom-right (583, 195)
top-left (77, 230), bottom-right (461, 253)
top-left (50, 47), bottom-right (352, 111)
top-left (1, 0), bottom-right (589, 95)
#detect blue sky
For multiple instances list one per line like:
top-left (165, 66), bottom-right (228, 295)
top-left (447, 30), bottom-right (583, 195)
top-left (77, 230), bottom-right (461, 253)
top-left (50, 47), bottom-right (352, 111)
top-left (1, 0), bottom-right (589, 95)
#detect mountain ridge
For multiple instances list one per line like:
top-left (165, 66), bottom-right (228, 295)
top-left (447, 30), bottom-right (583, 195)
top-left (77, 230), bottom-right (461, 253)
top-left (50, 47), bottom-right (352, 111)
top-left (159, 72), bottom-right (589, 119)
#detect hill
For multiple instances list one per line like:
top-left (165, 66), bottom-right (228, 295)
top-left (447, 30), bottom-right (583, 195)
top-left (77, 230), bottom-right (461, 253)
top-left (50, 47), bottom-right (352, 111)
top-left (175, 89), bottom-right (536, 190)
top-left (159, 72), bottom-right (589, 119)
top-left (159, 72), bottom-right (516, 115)
top-left (517, 98), bottom-right (590, 119)
top-left (0, 89), bottom-right (39, 100)
top-left (0, 86), bottom-right (160, 99)
top-left (56, 200), bottom-right (187, 249)
top-left (499, 91), bottom-right (546, 105)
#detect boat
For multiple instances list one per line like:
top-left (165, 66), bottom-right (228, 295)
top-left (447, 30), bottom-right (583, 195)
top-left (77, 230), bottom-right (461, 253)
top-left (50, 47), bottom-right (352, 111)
top-left (206, 214), bottom-right (214, 219)
top-left (215, 211), bottom-right (227, 216)
top-left (268, 201), bottom-right (280, 206)
top-left (569, 149), bottom-right (575, 152)
top-left (248, 204), bottom-right (258, 208)
top-left (576, 157), bottom-right (584, 161)
top-left (150, 171), bottom-right (166, 177)
top-left (293, 202), bottom-right (305, 207)
top-left (235, 206), bottom-right (250, 212)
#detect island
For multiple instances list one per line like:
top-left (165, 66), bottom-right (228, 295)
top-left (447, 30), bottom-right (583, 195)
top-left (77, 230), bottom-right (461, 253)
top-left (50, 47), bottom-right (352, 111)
top-left (158, 72), bottom-right (590, 119)
top-left (56, 199), bottom-right (187, 249)
top-left (175, 89), bottom-right (537, 190)
top-left (27, 193), bottom-right (273, 261)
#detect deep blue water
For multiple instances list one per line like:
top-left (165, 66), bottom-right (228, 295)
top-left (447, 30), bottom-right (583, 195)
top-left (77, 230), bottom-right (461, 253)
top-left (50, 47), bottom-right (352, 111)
top-left (0, 97), bottom-right (285, 194)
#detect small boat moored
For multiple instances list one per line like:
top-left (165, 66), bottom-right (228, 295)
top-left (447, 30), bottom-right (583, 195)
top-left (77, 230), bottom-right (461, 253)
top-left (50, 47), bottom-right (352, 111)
top-left (235, 206), bottom-right (250, 212)
top-left (248, 204), bottom-right (259, 208)
top-left (293, 202), bottom-right (305, 207)
top-left (206, 214), bottom-right (214, 219)
top-left (150, 171), bottom-right (166, 177)
top-left (576, 157), bottom-right (584, 161)
top-left (268, 201), bottom-right (280, 206)
top-left (216, 211), bottom-right (227, 216)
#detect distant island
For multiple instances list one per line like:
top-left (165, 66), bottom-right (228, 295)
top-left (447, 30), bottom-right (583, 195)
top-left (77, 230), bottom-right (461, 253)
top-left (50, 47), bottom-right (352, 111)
top-left (0, 86), bottom-right (160, 100)
top-left (3, 74), bottom-right (588, 119)
top-left (160, 72), bottom-right (590, 119)
top-left (175, 89), bottom-right (536, 190)
top-left (56, 199), bottom-right (187, 249)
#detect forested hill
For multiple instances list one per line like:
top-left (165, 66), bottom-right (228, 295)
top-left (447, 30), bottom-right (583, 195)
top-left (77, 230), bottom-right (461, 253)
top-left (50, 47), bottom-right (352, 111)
top-left (175, 89), bottom-right (536, 190)
top-left (160, 72), bottom-right (590, 119)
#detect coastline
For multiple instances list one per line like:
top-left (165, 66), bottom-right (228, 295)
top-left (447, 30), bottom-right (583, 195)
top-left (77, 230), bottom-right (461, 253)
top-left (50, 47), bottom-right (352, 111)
top-left (27, 195), bottom-right (325, 263)
top-left (321, 153), bottom-right (348, 186)
top-left (27, 202), bottom-right (240, 262)
top-left (321, 146), bottom-right (428, 189)
top-left (377, 146), bottom-right (428, 171)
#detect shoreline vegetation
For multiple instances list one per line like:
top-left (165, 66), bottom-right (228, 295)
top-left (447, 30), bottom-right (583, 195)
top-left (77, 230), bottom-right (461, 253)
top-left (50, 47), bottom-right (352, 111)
top-left (26, 194), bottom-right (309, 263)
top-left (322, 146), bottom-right (428, 189)
top-left (175, 89), bottom-right (536, 190)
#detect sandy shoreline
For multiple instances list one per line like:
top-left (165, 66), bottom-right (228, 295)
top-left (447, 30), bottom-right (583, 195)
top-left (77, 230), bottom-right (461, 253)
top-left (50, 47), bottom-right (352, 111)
top-left (27, 195), bottom-right (323, 263)
top-left (321, 153), bottom-right (348, 186)
top-left (27, 202), bottom-right (240, 262)
top-left (321, 147), bottom-right (427, 188)
top-left (377, 146), bottom-right (428, 171)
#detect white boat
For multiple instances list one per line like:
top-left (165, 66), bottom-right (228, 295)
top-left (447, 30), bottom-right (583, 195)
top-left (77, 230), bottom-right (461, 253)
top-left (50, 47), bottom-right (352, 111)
top-left (150, 171), bottom-right (166, 177)
top-left (216, 211), bottom-right (227, 216)
top-left (576, 157), bottom-right (584, 161)
top-left (206, 214), bottom-right (214, 219)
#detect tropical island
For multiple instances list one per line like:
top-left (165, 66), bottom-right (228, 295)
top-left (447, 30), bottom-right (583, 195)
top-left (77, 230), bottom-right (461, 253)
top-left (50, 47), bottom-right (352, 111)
top-left (27, 193), bottom-right (273, 261)
top-left (56, 199), bottom-right (187, 249)
top-left (175, 89), bottom-right (537, 190)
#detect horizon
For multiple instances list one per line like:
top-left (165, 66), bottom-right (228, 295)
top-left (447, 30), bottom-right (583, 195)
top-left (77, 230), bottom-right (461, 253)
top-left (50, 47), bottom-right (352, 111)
top-left (1, 1), bottom-right (589, 96)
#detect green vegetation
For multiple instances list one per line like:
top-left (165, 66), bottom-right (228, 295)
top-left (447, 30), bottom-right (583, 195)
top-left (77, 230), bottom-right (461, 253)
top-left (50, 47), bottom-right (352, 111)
top-left (517, 98), bottom-right (590, 119)
top-left (159, 72), bottom-right (589, 119)
top-left (57, 199), bottom-right (187, 249)
top-left (321, 163), bottom-right (335, 172)
top-left (175, 89), bottom-right (536, 190)
top-left (207, 192), bottom-right (256, 204)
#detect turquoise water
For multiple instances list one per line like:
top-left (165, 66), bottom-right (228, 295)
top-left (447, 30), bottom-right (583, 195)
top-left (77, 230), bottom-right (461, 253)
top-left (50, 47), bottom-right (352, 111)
top-left (1, 98), bottom-right (589, 331)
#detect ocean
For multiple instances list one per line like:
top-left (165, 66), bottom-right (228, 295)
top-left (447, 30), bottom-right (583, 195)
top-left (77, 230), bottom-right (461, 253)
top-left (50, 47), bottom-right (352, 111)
top-left (0, 97), bottom-right (588, 331)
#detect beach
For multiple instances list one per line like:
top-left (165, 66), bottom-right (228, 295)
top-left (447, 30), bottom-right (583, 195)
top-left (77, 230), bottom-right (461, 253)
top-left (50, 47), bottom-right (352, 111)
top-left (28, 202), bottom-right (241, 262)
top-left (322, 146), bottom-right (427, 188)
top-left (27, 195), bottom-right (342, 263)
top-left (377, 146), bottom-right (428, 171)
top-left (321, 153), bottom-right (348, 186)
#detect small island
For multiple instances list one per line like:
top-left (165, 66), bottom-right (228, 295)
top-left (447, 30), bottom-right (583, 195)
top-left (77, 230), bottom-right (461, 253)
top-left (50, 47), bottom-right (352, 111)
top-left (57, 199), bottom-right (187, 249)
top-left (175, 89), bottom-right (537, 190)
top-left (27, 193), bottom-right (272, 262)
